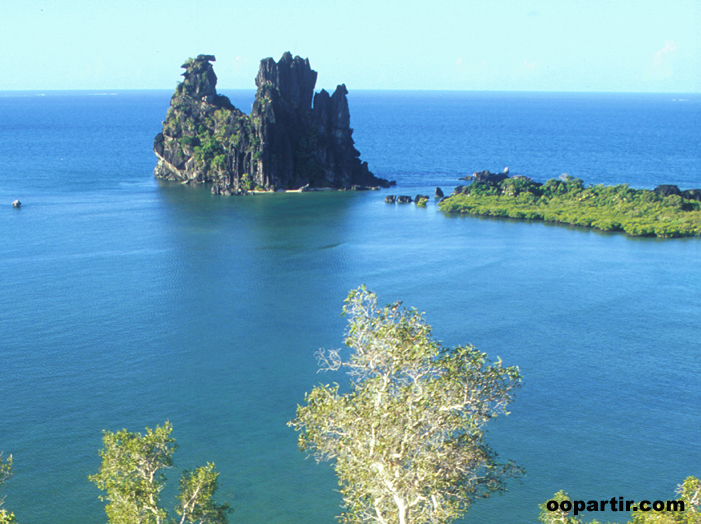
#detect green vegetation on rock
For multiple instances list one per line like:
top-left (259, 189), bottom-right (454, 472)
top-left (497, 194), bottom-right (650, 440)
top-left (439, 175), bottom-right (701, 237)
top-left (153, 53), bottom-right (390, 194)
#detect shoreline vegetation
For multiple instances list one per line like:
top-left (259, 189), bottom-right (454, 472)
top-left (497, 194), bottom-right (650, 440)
top-left (437, 172), bottom-right (701, 238)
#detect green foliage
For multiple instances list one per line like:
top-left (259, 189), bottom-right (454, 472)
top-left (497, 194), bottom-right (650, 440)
top-left (179, 135), bottom-right (199, 148)
top-left (539, 477), bottom-right (700, 524)
top-left (439, 178), bottom-right (701, 237)
top-left (193, 136), bottom-right (225, 171)
top-left (289, 287), bottom-right (523, 524)
top-left (466, 181), bottom-right (499, 196)
top-left (0, 454), bottom-right (17, 524)
top-left (239, 174), bottom-right (252, 192)
top-left (629, 477), bottom-right (700, 524)
top-left (227, 133), bottom-right (241, 149)
top-left (175, 464), bottom-right (231, 524)
top-left (212, 109), bottom-right (230, 127)
top-left (212, 154), bottom-right (227, 172)
top-left (89, 421), bottom-right (230, 524)
top-left (501, 177), bottom-right (542, 197)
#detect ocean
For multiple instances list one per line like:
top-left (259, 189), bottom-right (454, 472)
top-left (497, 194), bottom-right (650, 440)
top-left (0, 89), bottom-right (699, 524)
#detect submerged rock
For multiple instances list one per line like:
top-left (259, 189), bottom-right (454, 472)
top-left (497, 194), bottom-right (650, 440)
top-left (154, 53), bottom-right (391, 194)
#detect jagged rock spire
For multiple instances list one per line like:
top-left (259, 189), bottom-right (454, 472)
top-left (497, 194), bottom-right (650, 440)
top-left (180, 54), bottom-right (218, 99)
top-left (154, 52), bottom-right (391, 194)
top-left (256, 52), bottom-right (317, 112)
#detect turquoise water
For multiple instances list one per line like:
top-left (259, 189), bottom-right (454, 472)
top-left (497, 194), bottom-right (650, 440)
top-left (0, 91), bottom-right (700, 524)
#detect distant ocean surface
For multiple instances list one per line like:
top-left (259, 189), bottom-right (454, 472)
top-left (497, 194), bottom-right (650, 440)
top-left (1, 90), bottom-right (699, 524)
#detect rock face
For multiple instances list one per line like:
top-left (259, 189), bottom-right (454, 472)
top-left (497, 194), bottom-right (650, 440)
top-left (682, 189), bottom-right (701, 202)
top-left (654, 184), bottom-right (682, 197)
top-left (154, 53), bottom-right (390, 193)
top-left (414, 194), bottom-right (429, 203)
top-left (462, 170), bottom-right (510, 184)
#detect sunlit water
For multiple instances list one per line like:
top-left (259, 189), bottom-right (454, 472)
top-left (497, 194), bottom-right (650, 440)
top-left (0, 90), bottom-right (699, 524)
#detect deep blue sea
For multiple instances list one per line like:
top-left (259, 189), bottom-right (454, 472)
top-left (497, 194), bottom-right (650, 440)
top-left (1, 89), bottom-right (699, 524)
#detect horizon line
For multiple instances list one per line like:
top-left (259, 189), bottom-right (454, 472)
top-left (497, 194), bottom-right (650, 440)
top-left (0, 88), bottom-right (698, 96)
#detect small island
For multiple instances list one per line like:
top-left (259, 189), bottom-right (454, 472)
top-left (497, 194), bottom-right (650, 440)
top-left (154, 53), bottom-right (391, 194)
top-left (438, 171), bottom-right (701, 238)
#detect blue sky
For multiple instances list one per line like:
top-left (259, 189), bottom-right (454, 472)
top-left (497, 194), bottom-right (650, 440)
top-left (2, 0), bottom-right (698, 92)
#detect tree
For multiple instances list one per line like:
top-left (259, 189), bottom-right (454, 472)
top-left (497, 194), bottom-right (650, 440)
top-left (629, 477), bottom-right (700, 524)
top-left (0, 453), bottom-right (18, 524)
top-left (539, 477), bottom-right (700, 524)
top-left (289, 286), bottom-right (523, 524)
top-left (89, 421), bottom-right (230, 524)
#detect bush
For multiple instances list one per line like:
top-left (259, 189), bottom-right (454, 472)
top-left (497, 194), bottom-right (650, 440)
top-left (439, 177), bottom-right (701, 237)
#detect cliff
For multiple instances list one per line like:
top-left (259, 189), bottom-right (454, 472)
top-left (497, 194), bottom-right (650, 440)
top-left (153, 53), bottom-right (391, 194)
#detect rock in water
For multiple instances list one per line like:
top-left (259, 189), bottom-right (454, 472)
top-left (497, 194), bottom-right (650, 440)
top-left (12, 200), bottom-right (21, 208)
top-left (415, 195), bottom-right (429, 207)
top-left (153, 53), bottom-right (391, 194)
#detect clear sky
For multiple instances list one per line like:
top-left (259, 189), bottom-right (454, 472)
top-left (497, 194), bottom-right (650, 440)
top-left (1, 0), bottom-right (699, 92)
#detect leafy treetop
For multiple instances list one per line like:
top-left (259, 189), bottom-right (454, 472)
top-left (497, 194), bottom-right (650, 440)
top-left (290, 286), bottom-right (523, 524)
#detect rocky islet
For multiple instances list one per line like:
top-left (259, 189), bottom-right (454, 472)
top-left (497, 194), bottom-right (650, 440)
top-left (153, 53), bottom-right (391, 194)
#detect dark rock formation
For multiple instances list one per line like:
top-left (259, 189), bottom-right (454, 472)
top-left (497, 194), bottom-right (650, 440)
top-left (682, 189), bottom-right (701, 201)
top-left (654, 184), bottom-right (682, 197)
top-left (435, 187), bottom-right (444, 198)
top-left (397, 196), bottom-right (413, 204)
top-left (12, 200), bottom-right (21, 208)
top-left (466, 170), bottom-right (510, 184)
top-left (154, 53), bottom-right (390, 193)
top-left (384, 195), bottom-right (396, 203)
top-left (414, 194), bottom-right (429, 204)
top-left (654, 185), bottom-right (701, 201)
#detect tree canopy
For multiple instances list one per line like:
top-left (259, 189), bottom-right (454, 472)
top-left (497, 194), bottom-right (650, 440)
top-left (539, 477), bottom-right (700, 524)
top-left (89, 421), bottom-right (230, 524)
top-left (289, 286), bottom-right (523, 524)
